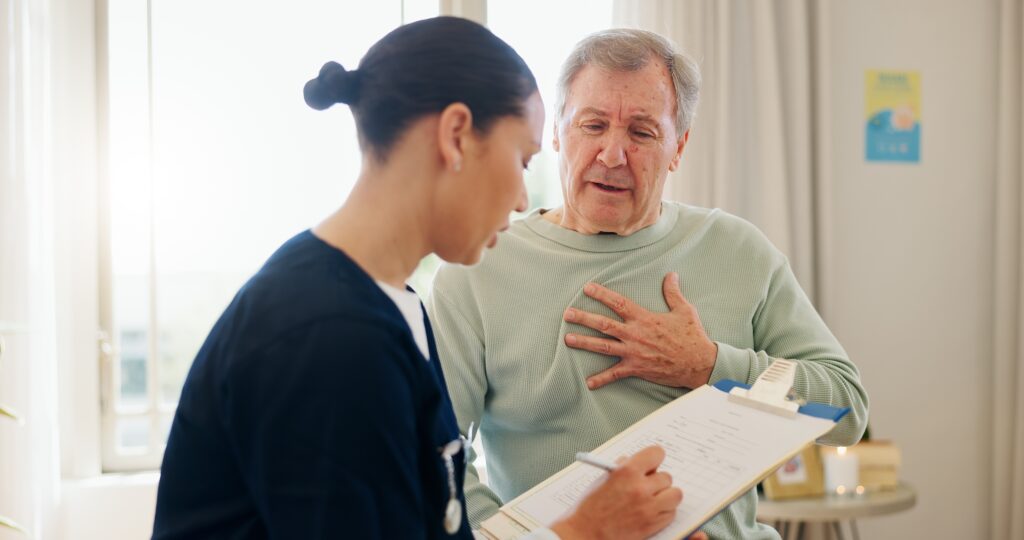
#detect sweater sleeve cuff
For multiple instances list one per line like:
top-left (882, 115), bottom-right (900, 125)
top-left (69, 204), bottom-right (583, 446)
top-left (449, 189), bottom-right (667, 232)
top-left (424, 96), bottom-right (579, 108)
top-left (707, 341), bottom-right (754, 385)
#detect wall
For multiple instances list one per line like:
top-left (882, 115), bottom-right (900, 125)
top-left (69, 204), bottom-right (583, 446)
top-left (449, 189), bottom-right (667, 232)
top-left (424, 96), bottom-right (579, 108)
top-left (60, 475), bottom-right (158, 540)
top-left (821, 0), bottom-right (998, 538)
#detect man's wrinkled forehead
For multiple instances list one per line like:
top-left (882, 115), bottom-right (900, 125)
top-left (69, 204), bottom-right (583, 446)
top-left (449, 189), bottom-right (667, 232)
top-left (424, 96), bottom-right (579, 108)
top-left (562, 63), bottom-right (677, 124)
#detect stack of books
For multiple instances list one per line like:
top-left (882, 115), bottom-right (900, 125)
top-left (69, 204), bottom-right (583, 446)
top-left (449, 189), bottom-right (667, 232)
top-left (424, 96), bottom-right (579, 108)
top-left (848, 441), bottom-right (901, 490)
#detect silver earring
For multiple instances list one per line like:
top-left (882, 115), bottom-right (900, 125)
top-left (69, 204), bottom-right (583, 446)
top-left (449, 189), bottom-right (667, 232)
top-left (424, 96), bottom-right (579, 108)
top-left (453, 160), bottom-right (462, 173)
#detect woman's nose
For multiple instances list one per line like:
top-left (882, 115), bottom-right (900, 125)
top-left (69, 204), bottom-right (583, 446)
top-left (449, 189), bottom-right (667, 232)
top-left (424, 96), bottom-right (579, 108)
top-left (515, 181), bottom-right (528, 213)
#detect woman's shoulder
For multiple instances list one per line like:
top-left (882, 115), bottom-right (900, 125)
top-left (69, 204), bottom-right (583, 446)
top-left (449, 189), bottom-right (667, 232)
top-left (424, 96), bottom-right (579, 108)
top-left (205, 233), bottom-right (412, 363)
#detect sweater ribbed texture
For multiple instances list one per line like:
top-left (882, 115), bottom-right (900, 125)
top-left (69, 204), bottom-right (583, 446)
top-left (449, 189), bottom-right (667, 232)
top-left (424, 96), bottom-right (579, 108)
top-left (427, 202), bottom-right (868, 539)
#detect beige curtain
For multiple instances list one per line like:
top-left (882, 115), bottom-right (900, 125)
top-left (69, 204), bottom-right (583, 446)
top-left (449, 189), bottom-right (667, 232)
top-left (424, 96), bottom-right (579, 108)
top-left (992, 0), bottom-right (1024, 538)
top-left (612, 0), bottom-right (820, 304)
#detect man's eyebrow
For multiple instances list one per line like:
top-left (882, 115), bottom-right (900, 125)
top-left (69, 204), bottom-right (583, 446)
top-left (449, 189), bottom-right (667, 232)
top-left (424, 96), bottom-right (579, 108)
top-left (577, 107), bottom-right (661, 126)
top-left (576, 107), bottom-right (609, 118)
top-left (629, 113), bottom-right (661, 125)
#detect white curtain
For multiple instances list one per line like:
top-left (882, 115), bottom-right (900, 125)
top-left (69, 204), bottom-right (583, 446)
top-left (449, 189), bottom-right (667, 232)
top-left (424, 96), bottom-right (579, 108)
top-left (612, 0), bottom-right (820, 303)
top-left (0, 0), bottom-right (62, 539)
top-left (992, 0), bottom-right (1024, 538)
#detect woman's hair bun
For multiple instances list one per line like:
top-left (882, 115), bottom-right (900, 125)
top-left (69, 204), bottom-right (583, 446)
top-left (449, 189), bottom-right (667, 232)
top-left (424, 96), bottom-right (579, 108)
top-left (304, 61), bottom-right (361, 110)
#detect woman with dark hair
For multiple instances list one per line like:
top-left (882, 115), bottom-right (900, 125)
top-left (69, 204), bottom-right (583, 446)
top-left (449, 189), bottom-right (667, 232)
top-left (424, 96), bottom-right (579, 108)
top-left (153, 17), bottom-right (691, 540)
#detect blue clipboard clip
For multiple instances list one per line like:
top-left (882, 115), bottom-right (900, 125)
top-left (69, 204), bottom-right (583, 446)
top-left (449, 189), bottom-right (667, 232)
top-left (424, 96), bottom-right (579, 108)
top-left (713, 361), bottom-right (851, 423)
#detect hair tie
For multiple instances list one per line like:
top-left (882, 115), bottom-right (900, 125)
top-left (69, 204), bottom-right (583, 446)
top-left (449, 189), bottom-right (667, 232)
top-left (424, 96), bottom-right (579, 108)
top-left (304, 61), bottom-right (361, 110)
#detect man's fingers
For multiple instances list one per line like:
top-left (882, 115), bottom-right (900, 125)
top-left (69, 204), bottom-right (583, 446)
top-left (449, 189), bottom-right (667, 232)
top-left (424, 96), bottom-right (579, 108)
top-left (583, 282), bottom-right (638, 319)
top-left (662, 272), bottom-right (689, 311)
top-left (564, 308), bottom-right (628, 338)
top-left (565, 333), bottom-right (626, 357)
top-left (585, 365), bottom-right (632, 390)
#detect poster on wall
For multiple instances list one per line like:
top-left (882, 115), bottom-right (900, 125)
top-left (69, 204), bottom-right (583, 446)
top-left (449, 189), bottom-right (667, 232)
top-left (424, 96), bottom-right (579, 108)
top-left (865, 70), bottom-right (921, 163)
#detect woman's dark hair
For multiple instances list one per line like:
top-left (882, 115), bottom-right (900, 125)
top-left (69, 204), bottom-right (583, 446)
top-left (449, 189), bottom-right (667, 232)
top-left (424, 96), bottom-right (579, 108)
top-left (304, 16), bottom-right (538, 159)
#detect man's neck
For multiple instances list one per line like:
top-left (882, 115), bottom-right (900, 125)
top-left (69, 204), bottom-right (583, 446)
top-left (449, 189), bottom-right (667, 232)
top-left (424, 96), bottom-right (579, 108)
top-left (542, 205), bottom-right (663, 236)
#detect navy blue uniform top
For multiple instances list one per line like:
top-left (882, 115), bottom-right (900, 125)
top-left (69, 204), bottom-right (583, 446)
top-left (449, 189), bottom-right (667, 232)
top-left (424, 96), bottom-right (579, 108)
top-left (153, 230), bottom-right (472, 539)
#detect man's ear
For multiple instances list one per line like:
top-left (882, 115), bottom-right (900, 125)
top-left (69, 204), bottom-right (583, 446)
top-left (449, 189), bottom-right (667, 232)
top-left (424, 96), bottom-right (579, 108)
top-left (437, 102), bottom-right (473, 173)
top-left (551, 120), bottom-right (561, 152)
top-left (668, 129), bottom-right (690, 172)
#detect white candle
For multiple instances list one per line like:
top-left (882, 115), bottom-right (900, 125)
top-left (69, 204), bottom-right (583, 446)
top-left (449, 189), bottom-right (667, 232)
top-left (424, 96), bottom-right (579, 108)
top-left (823, 446), bottom-right (859, 496)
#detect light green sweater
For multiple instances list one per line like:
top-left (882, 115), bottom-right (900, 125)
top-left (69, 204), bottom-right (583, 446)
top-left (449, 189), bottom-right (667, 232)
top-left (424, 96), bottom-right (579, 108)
top-left (427, 202), bottom-right (868, 539)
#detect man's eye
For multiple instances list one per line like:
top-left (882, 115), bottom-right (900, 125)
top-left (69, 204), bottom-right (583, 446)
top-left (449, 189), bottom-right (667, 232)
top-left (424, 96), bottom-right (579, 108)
top-left (581, 123), bottom-right (604, 132)
top-left (633, 131), bottom-right (655, 139)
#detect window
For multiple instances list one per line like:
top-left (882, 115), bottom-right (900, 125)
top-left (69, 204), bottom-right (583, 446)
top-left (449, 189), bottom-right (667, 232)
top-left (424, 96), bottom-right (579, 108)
top-left (100, 0), bottom-right (438, 471)
top-left (99, 0), bottom-right (612, 471)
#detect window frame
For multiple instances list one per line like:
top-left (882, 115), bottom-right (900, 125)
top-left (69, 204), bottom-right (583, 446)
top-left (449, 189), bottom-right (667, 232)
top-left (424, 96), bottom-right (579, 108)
top-left (96, 0), bottom-right (165, 473)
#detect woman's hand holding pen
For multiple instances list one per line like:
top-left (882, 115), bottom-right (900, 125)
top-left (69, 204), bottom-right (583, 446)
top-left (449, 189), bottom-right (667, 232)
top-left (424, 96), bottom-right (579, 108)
top-left (549, 445), bottom-right (705, 540)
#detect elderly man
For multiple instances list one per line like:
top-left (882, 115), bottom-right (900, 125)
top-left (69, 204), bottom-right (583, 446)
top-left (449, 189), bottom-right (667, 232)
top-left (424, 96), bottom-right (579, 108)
top-left (427, 29), bottom-right (868, 539)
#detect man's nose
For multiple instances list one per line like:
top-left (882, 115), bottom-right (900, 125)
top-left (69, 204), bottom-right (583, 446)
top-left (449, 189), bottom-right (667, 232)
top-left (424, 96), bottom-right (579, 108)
top-left (596, 133), bottom-right (628, 169)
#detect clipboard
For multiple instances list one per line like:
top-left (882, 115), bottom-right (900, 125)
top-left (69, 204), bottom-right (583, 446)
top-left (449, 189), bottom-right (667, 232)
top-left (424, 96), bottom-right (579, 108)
top-left (478, 360), bottom-right (850, 540)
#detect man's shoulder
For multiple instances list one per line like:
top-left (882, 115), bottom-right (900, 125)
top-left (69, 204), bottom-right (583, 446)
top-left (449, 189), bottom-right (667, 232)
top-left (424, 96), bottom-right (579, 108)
top-left (667, 202), bottom-right (785, 268)
top-left (670, 202), bottom-right (774, 243)
top-left (670, 201), bottom-right (757, 235)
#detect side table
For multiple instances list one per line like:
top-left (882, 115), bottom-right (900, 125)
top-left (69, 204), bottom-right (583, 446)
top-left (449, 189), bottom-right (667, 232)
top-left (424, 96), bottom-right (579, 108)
top-left (756, 483), bottom-right (917, 540)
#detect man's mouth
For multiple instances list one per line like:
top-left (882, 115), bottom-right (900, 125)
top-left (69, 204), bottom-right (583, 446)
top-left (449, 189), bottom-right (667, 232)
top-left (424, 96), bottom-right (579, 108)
top-left (590, 181), bottom-right (629, 193)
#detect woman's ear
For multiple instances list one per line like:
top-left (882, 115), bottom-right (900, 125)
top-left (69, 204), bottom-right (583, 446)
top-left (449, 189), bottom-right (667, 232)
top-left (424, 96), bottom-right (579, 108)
top-left (437, 102), bottom-right (473, 173)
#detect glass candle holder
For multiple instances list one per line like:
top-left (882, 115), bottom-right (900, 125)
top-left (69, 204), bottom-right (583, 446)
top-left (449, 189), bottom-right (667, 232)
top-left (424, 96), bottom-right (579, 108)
top-left (823, 446), bottom-right (859, 496)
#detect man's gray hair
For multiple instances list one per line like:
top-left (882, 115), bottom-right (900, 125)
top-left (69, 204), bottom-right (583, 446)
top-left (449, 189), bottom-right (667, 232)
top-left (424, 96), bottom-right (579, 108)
top-left (555, 28), bottom-right (701, 137)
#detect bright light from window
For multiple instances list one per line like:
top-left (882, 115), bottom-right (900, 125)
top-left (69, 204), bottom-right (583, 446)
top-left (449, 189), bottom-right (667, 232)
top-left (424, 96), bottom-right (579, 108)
top-left (147, 1), bottom-right (407, 406)
top-left (105, 0), bottom-right (433, 468)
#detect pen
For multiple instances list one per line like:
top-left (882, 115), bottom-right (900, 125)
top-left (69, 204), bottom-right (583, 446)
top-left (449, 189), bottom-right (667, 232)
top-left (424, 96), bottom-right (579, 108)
top-left (575, 451), bottom-right (619, 472)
